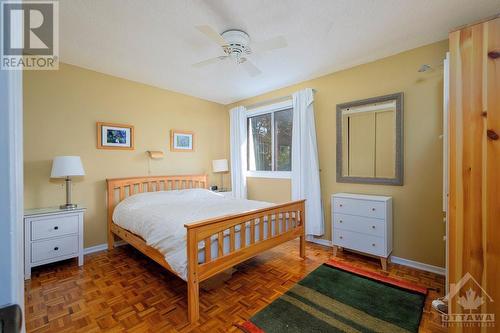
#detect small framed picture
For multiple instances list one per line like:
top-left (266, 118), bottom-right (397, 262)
top-left (97, 122), bottom-right (134, 150)
top-left (170, 130), bottom-right (194, 152)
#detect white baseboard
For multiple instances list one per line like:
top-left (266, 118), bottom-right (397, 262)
top-left (390, 256), bottom-right (446, 276)
top-left (306, 235), bottom-right (333, 247)
top-left (83, 240), bottom-right (126, 255)
top-left (305, 236), bottom-right (445, 276)
top-left (83, 243), bottom-right (107, 255)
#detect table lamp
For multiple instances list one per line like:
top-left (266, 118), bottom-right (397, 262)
top-left (212, 159), bottom-right (228, 190)
top-left (50, 156), bottom-right (85, 209)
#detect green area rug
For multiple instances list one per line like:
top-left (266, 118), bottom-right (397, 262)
top-left (237, 260), bottom-right (427, 333)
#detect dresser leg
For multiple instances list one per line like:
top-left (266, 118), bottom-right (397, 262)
top-left (333, 246), bottom-right (339, 256)
top-left (380, 257), bottom-right (388, 271)
top-left (78, 254), bottom-right (83, 266)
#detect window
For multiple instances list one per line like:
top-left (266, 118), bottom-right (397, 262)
top-left (247, 102), bottom-right (293, 177)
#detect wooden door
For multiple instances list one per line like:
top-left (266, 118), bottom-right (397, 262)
top-left (448, 16), bottom-right (499, 332)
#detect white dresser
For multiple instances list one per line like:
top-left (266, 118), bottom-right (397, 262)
top-left (331, 193), bottom-right (392, 270)
top-left (24, 207), bottom-right (85, 279)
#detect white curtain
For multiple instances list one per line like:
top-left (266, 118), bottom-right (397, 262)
top-left (229, 106), bottom-right (247, 199)
top-left (291, 88), bottom-right (324, 236)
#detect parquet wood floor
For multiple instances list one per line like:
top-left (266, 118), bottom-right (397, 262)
top-left (25, 241), bottom-right (447, 332)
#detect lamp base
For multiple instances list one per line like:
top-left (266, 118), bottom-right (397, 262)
top-left (60, 203), bottom-right (78, 209)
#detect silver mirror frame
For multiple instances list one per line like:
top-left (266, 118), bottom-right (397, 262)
top-left (336, 92), bottom-right (404, 186)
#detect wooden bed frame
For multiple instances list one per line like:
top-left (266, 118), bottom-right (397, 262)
top-left (106, 175), bottom-right (306, 324)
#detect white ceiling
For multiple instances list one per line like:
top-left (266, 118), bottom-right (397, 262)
top-left (59, 0), bottom-right (500, 104)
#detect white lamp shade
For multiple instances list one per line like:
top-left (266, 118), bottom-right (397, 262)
top-left (212, 159), bottom-right (228, 173)
top-left (51, 156), bottom-right (85, 178)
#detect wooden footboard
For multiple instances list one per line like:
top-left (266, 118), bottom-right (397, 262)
top-left (185, 200), bottom-right (306, 322)
top-left (106, 175), bottom-right (306, 324)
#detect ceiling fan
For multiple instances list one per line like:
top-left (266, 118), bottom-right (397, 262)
top-left (192, 25), bottom-right (287, 77)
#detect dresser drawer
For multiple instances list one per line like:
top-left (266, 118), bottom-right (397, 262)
top-left (333, 197), bottom-right (386, 219)
top-left (31, 214), bottom-right (79, 241)
top-left (333, 213), bottom-right (385, 237)
top-left (333, 229), bottom-right (386, 257)
top-left (31, 235), bottom-right (79, 263)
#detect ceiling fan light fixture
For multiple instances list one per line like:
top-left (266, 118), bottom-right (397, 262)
top-left (193, 25), bottom-right (287, 76)
top-left (221, 30), bottom-right (252, 64)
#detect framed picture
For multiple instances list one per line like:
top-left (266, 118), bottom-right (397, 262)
top-left (97, 122), bottom-right (134, 150)
top-left (170, 130), bottom-right (194, 152)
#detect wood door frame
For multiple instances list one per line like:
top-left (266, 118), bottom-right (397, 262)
top-left (448, 16), bottom-right (499, 330)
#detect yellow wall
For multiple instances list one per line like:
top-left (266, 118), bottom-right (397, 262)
top-left (247, 177), bottom-right (291, 203)
top-left (234, 40), bottom-right (448, 267)
top-left (23, 63), bottom-right (229, 247)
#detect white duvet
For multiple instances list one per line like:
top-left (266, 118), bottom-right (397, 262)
top-left (112, 189), bottom-right (273, 280)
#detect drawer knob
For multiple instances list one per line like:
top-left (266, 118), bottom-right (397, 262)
top-left (372, 243), bottom-right (375, 247)
top-left (371, 208), bottom-right (376, 211)
top-left (339, 236), bottom-right (343, 239)
top-left (372, 225), bottom-right (375, 229)
top-left (339, 220), bottom-right (343, 223)
top-left (54, 246), bottom-right (59, 251)
top-left (339, 204), bottom-right (343, 207)
top-left (54, 226), bottom-right (59, 230)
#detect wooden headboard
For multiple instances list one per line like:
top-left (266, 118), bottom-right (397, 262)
top-left (106, 174), bottom-right (208, 227)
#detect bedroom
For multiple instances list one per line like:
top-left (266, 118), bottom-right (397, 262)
top-left (0, 0), bottom-right (499, 332)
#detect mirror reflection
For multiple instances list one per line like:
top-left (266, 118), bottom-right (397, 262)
top-left (337, 93), bottom-right (403, 185)
top-left (341, 100), bottom-right (396, 178)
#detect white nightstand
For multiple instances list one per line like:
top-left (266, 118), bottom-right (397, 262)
top-left (24, 207), bottom-right (85, 280)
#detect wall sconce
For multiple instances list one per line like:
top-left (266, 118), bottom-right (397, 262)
top-left (148, 150), bottom-right (164, 159)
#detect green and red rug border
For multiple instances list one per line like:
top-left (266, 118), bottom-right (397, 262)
top-left (324, 259), bottom-right (428, 295)
top-left (235, 259), bottom-right (428, 333)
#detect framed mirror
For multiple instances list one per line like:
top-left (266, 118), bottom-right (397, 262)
top-left (336, 92), bottom-right (403, 185)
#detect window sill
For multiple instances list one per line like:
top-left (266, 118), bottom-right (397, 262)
top-left (246, 171), bottom-right (292, 179)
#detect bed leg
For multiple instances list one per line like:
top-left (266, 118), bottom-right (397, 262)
top-left (299, 234), bottom-right (306, 259)
top-left (299, 207), bottom-right (306, 259)
top-left (186, 229), bottom-right (200, 324)
top-left (108, 231), bottom-right (115, 250)
top-left (187, 277), bottom-right (199, 323)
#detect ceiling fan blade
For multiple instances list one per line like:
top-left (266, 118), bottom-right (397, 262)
top-left (241, 59), bottom-right (262, 77)
top-left (253, 36), bottom-right (287, 52)
top-left (192, 56), bottom-right (227, 68)
top-left (195, 25), bottom-right (227, 47)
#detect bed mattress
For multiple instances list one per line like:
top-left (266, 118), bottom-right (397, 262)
top-left (112, 188), bottom-right (275, 280)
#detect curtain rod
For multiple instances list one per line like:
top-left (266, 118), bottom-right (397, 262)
top-left (245, 88), bottom-right (317, 110)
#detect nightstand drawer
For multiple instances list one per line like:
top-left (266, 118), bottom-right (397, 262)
top-left (31, 214), bottom-right (79, 240)
top-left (31, 235), bottom-right (79, 262)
